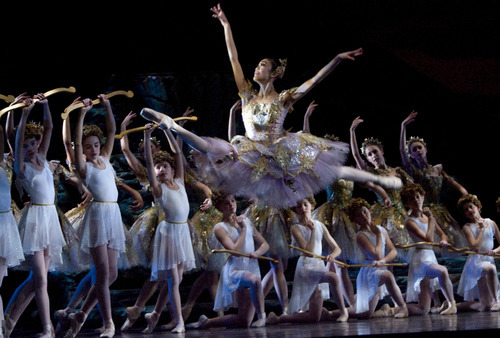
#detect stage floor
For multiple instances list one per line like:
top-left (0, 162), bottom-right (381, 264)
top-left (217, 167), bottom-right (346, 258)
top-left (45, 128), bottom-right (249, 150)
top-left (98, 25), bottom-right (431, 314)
top-left (10, 311), bottom-right (500, 338)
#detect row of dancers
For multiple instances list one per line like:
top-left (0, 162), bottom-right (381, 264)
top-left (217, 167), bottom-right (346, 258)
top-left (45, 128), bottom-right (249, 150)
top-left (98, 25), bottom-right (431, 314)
top-left (1, 3), bottom-right (498, 337)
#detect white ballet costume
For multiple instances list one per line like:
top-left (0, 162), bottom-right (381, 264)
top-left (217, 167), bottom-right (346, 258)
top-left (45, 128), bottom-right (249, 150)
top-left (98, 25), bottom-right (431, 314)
top-left (355, 226), bottom-right (389, 314)
top-left (405, 217), bottom-right (440, 302)
top-left (288, 220), bottom-right (330, 314)
top-left (79, 156), bottom-right (126, 262)
top-left (17, 155), bottom-right (66, 270)
top-left (457, 219), bottom-right (500, 301)
top-left (150, 178), bottom-right (196, 280)
top-left (213, 218), bottom-right (261, 312)
top-left (0, 165), bottom-right (24, 276)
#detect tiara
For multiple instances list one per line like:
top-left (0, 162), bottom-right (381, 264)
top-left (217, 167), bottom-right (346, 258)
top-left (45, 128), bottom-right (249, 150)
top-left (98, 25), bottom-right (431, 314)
top-left (406, 136), bottom-right (427, 153)
top-left (360, 137), bottom-right (383, 155)
top-left (275, 58), bottom-right (287, 79)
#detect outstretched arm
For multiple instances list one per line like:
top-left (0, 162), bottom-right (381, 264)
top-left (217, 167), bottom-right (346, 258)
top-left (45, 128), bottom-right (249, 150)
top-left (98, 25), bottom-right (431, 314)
top-left (400, 110), bottom-right (417, 170)
top-left (14, 98), bottom-right (36, 178)
top-left (349, 116), bottom-right (367, 170)
top-left (144, 124), bottom-right (162, 199)
top-left (210, 3), bottom-right (247, 92)
top-left (36, 93), bottom-right (53, 158)
top-left (120, 111), bottom-right (145, 175)
top-left (73, 99), bottom-right (93, 180)
top-left (292, 49), bottom-right (363, 105)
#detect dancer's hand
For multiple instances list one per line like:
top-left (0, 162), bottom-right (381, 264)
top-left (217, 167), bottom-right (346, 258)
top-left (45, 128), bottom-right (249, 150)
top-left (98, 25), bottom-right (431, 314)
top-left (350, 116), bottom-right (363, 131)
top-left (121, 111), bottom-right (137, 129)
top-left (200, 197), bottom-right (212, 210)
top-left (337, 48), bottom-right (363, 61)
top-left (304, 100), bottom-right (318, 120)
top-left (402, 110), bottom-right (418, 127)
top-left (210, 3), bottom-right (228, 25)
top-left (33, 93), bottom-right (48, 106)
top-left (304, 219), bottom-right (315, 231)
top-left (144, 123), bottom-right (156, 137)
top-left (97, 94), bottom-right (111, 108)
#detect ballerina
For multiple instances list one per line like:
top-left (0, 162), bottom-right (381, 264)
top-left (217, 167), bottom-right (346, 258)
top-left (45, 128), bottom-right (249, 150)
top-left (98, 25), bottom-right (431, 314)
top-left (140, 3), bottom-right (401, 210)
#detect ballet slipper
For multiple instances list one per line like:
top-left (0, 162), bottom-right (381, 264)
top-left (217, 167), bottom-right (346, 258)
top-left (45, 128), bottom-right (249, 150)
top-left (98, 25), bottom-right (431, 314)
top-left (66, 311), bottom-right (86, 338)
top-left (94, 326), bottom-right (105, 334)
top-left (185, 315), bottom-right (207, 329)
top-left (440, 300), bottom-right (457, 315)
top-left (282, 306), bottom-right (288, 316)
top-left (142, 311), bottom-right (160, 334)
top-left (265, 312), bottom-right (279, 325)
top-left (99, 323), bottom-right (115, 338)
top-left (337, 308), bottom-right (349, 322)
top-left (490, 301), bottom-right (500, 312)
top-left (120, 305), bottom-right (142, 331)
top-left (140, 108), bottom-right (177, 130)
top-left (171, 324), bottom-right (185, 333)
top-left (55, 308), bottom-right (73, 319)
top-left (251, 313), bottom-right (266, 328)
top-left (36, 324), bottom-right (55, 338)
top-left (394, 304), bottom-right (409, 319)
top-left (377, 176), bottom-right (402, 190)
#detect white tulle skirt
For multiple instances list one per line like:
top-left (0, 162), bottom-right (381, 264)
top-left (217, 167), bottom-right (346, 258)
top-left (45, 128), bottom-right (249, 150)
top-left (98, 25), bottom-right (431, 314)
top-left (0, 210), bottom-right (24, 275)
top-left (150, 220), bottom-right (196, 280)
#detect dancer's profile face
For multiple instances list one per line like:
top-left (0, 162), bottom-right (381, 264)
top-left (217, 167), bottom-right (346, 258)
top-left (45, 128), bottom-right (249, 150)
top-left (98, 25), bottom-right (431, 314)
top-left (253, 59), bottom-right (273, 82)
top-left (22, 136), bottom-right (41, 159)
top-left (365, 145), bottom-right (384, 167)
top-left (83, 136), bottom-right (101, 161)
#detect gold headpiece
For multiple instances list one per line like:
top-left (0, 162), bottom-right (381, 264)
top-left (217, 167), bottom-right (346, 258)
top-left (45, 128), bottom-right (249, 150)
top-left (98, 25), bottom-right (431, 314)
top-left (323, 134), bottom-right (340, 142)
top-left (25, 120), bottom-right (44, 138)
top-left (406, 136), bottom-right (427, 153)
top-left (275, 58), bottom-right (287, 79)
top-left (360, 137), bottom-right (383, 155)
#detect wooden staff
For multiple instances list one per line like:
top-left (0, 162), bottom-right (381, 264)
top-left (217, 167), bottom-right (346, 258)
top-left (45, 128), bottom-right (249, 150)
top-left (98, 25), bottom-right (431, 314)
top-left (0, 94), bottom-right (15, 104)
top-left (289, 245), bottom-right (407, 268)
top-left (0, 86), bottom-right (76, 118)
top-left (211, 249), bottom-right (279, 265)
top-left (395, 241), bottom-right (471, 253)
top-left (61, 90), bottom-right (134, 120)
top-left (114, 116), bottom-right (198, 139)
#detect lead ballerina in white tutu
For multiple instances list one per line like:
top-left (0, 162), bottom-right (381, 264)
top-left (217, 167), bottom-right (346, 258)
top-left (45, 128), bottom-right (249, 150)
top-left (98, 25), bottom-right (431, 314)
top-left (140, 3), bottom-right (401, 210)
top-left (456, 194), bottom-right (500, 312)
top-left (0, 125), bottom-right (24, 337)
top-left (6, 94), bottom-right (66, 338)
top-left (141, 123), bottom-right (196, 334)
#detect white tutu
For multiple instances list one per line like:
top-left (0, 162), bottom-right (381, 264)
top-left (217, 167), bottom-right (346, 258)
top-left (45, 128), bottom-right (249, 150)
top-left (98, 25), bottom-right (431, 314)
top-left (150, 220), bottom-right (196, 280)
top-left (18, 204), bottom-right (66, 271)
top-left (79, 201), bottom-right (126, 264)
top-left (0, 210), bottom-right (24, 273)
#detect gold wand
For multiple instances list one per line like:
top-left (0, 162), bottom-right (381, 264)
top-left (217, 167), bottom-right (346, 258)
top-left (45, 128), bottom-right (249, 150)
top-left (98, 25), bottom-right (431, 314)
top-left (61, 90), bottom-right (134, 120)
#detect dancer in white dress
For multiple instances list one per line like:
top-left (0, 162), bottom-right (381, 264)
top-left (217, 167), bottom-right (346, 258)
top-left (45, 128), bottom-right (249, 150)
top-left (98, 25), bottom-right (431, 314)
top-left (187, 191), bottom-right (268, 329)
top-left (5, 94), bottom-right (66, 338)
top-left (267, 197), bottom-right (348, 325)
top-left (140, 123), bottom-right (196, 334)
top-left (457, 194), bottom-right (500, 311)
top-left (346, 198), bottom-right (408, 318)
top-left (66, 95), bottom-right (125, 338)
top-left (0, 125), bottom-right (24, 337)
top-left (401, 183), bottom-right (457, 315)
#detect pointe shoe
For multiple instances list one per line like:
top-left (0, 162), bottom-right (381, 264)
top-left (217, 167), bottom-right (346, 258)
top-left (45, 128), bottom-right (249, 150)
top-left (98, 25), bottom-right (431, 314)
top-left (171, 324), bottom-right (185, 333)
top-left (140, 108), bottom-right (177, 130)
top-left (36, 324), bottom-right (55, 338)
top-left (251, 314), bottom-right (266, 328)
top-left (66, 311), bottom-right (86, 338)
top-left (55, 308), bottom-right (73, 319)
top-left (185, 315), bottom-right (208, 329)
top-left (120, 306), bottom-right (142, 331)
top-left (378, 176), bottom-right (402, 190)
top-left (337, 308), bottom-right (349, 322)
top-left (490, 302), bottom-right (500, 312)
top-left (440, 300), bottom-right (457, 315)
top-left (142, 311), bottom-right (160, 334)
top-left (100, 324), bottom-right (115, 338)
top-left (394, 305), bottom-right (409, 319)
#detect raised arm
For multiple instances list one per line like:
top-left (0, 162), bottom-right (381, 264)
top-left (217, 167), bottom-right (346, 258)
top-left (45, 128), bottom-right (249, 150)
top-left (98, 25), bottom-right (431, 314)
top-left (120, 111), bottom-right (145, 175)
top-left (63, 97), bottom-right (81, 167)
top-left (163, 127), bottom-right (184, 182)
top-left (143, 124), bottom-right (162, 199)
top-left (35, 93), bottom-right (53, 158)
top-left (210, 3), bottom-right (247, 92)
top-left (302, 100), bottom-right (318, 133)
top-left (349, 116), bottom-right (367, 170)
top-left (5, 93), bottom-right (28, 155)
top-left (73, 99), bottom-right (93, 179)
top-left (400, 110), bottom-right (417, 170)
top-left (14, 98), bottom-right (35, 178)
top-left (99, 94), bottom-right (116, 160)
top-left (291, 49), bottom-right (363, 105)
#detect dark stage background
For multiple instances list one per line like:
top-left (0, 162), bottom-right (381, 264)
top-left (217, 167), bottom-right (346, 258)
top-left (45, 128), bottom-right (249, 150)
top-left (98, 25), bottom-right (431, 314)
top-left (1, 0), bottom-right (499, 217)
top-left (1, 0), bottom-right (500, 333)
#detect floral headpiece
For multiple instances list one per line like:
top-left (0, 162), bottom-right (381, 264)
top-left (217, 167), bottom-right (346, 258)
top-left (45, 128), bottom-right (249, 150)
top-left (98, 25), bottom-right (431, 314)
top-left (360, 137), bottom-right (383, 155)
top-left (275, 58), bottom-right (287, 79)
top-left (406, 136), bottom-right (427, 153)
